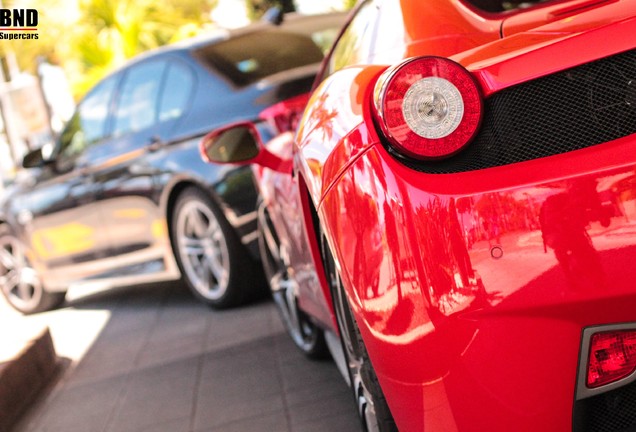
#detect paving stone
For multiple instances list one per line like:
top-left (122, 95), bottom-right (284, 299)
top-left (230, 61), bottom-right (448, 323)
top-left (6, 286), bottom-right (360, 432)
top-left (198, 410), bottom-right (290, 432)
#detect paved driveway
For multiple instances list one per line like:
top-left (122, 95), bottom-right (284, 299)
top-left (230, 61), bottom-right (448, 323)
top-left (3, 282), bottom-right (359, 432)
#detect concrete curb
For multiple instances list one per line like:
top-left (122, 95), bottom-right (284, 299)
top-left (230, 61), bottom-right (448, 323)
top-left (0, 328), bottom-right (58, 432)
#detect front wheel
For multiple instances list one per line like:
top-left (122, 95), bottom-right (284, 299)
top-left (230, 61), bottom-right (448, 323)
top-left (258, 204), bottom-right (328, 358)
top-left (171, 187), bottom-right (256, 309)
top-left (0, 225), bottom-right (65, 314)
top-left (322, 234), bottom-right (397, 432)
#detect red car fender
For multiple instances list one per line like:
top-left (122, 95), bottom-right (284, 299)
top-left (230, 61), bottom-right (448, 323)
top-left (319, 131), bottom-right (636, 431)
top-left (294, 65), bottom-right (386, 328)
top-left (295, 65), bottom-right (386, 207)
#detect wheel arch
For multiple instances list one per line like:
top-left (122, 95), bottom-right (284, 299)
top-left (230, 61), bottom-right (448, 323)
top-left (163, 179), bottom-right (222, 253)
top-left (297, 172), bottom-right (339, 332)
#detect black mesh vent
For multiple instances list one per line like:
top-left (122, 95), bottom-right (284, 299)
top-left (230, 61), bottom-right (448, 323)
top-left (574, 382), bottom-right (636, 432)
top-left (394, 49), bottom-right (636, 174)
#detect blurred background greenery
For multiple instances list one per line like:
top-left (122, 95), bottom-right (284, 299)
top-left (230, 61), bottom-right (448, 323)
top-left (0, 0), bottom-right (355, 99)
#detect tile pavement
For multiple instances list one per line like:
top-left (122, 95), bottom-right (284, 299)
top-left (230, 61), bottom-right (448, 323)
top-left (3, 282), bottom-right (359, 432)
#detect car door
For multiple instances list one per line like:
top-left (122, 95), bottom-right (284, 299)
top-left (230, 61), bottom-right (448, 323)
top-left (93, 58), bottom-right (195, 278)
top-left (17, 75), bottom-right (118, 289)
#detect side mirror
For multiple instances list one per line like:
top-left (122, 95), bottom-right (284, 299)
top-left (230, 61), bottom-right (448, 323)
top-left (22, 148), bottom-right (45, 169)
top-left (22, 141), bottom-right (56, 169)
top-left (200, 122), bottom-right (291, 173)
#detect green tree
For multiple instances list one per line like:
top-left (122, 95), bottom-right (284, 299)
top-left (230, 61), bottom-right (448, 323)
top-left (69, 0), bottom-right (217, 95)
top-left (2, 0), bottom-right (217, 98)
top-left (245, 0), bottom-right (295, 20)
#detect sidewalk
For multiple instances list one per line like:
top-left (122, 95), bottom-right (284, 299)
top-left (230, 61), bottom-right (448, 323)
top-left (2, 282), bottom-right (359, 432)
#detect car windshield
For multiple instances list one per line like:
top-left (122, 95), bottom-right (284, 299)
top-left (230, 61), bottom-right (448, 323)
top-left (465, 0), bottom-right (552, 13)
top-left (194, 20), bottom-right (340, 87)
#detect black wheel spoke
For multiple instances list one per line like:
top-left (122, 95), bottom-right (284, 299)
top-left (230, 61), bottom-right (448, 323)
top-left (258, 204), bottom-right (326, 358)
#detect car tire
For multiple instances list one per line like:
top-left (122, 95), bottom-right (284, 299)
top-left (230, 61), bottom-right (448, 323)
top-left (258, 203), bottom-right (328, 359)
top-left (0, 225), bottom-right (65, 314)
top-left (170, 187), bottom-right (256, 309)
top-left (321, 233), bottom-right (398, 432)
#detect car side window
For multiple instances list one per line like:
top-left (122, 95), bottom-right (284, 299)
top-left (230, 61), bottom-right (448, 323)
top-left (320, 0), bottom-right (380, 81)
top-left (158, 62), bottom-right (194, 122)
top-left (57, 75), bottom-right (117, 161)
top-left (112, 61), bottom-right (166, 137)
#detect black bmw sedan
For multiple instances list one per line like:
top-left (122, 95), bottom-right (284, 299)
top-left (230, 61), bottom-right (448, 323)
top-left (0, 12), bottom-right (344, 314)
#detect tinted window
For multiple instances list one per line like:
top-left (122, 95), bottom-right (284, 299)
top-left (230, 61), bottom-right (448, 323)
top-left (194, 30), bottom-right (325, 87)
top-left (158, 63), bottom-right (194, 122)
top-left (58, 75), bottom-right (117, 159)
top-left (112, 61), bottom-right (166, 137)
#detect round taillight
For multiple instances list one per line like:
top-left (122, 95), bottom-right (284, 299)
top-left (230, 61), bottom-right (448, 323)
top-left (374, 57), bottom-right (482, 160)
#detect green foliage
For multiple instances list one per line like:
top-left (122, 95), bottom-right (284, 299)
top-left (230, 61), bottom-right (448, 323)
top-left (69, 0), bottom-right (217, 95)
top-left (0, 0), bottom-right (358, 100)
top-left (2, 0), bottom-right (217, 99)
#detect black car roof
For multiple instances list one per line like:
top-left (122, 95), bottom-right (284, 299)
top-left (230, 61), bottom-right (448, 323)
top-left (121, 12), bottom-right (347, 66)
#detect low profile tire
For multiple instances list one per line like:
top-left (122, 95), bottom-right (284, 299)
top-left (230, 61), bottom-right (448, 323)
top-left (322, 233), bottom-right (398, 432)
top-left (171, 187), bottom-right (255, 309)
top-left (0, 225), bottom-right (65, 314)
top-left (258, 203), bottom-right (328, 359)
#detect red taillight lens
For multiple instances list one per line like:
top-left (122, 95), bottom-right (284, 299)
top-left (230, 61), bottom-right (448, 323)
top-left (259, 93), bottom-right (310, 134)
top-left (587, 330), bottom-right (636, 388)
top-left (374, 57), bottom-right (482, 160)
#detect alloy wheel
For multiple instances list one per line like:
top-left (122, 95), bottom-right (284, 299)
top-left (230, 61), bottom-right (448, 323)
top-left (0, 235), bottom-right (44, 312)
top-left (259, 205), bottom-right (326, 357)
top-left (175, 199), bottom-right (230, 301)
top-left (330, 260), bottom-right (381, 432)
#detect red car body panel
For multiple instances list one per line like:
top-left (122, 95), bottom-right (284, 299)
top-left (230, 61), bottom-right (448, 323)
top-left (242, 0), bottom-right (636, 430)
top-left (317, 127), bottom-right (636, 430)
top-left (463, 7), bottom-right (636, 94)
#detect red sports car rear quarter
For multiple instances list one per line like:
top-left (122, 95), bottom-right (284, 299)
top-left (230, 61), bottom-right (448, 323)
top-left (293, 3), bottom-right (636, 430)
top-left (284, 1), bottom-right (636, 432)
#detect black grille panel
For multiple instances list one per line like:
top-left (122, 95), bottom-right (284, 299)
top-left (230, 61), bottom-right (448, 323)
top-left (574, 382), bottom-right (636, 432)
top-left (395, 49), bottom-right (636, 174)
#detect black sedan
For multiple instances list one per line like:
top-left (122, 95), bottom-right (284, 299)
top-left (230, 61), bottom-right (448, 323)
top-left (0, 12), bottom-right (345, 314)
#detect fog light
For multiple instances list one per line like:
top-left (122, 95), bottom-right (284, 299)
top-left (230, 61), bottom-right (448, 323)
top-left (587, 330), bottom-right (636, 388)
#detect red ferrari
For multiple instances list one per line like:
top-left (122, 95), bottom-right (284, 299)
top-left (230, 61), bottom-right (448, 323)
top-left (202, 0), bottom-right (636, 430)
